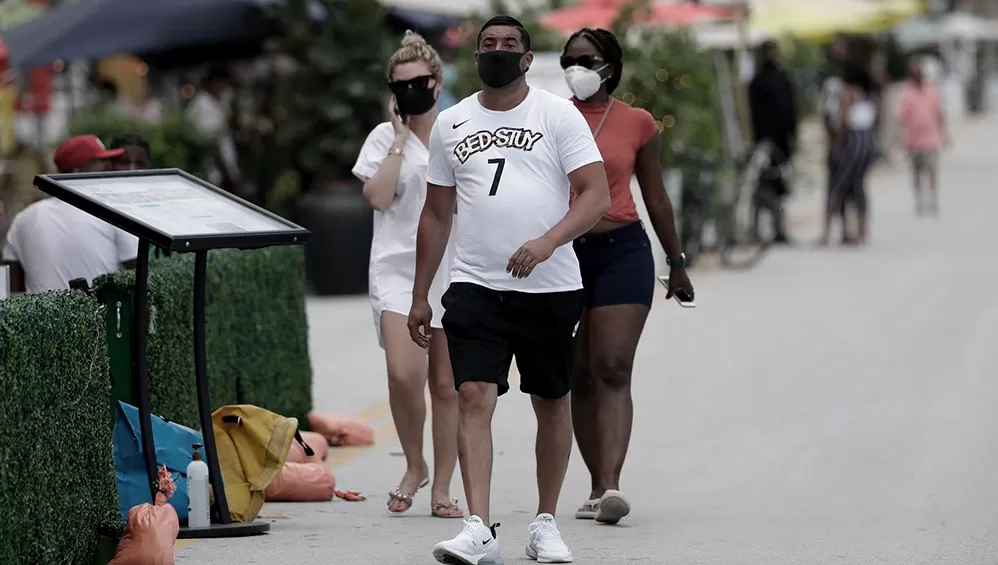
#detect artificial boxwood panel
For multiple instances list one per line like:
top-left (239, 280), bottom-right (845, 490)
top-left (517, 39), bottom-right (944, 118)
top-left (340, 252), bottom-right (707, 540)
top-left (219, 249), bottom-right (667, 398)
top-left (94, 247), bottom-right (312, 430)
top-left (0, 291), bottom-right (121, 565)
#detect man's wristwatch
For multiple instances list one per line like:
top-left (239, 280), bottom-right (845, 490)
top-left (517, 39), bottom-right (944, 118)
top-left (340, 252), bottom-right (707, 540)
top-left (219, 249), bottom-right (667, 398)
top-left (387, 147), bottom-right (404, 157)
top-left (666, 253), bottom-right (686, 269)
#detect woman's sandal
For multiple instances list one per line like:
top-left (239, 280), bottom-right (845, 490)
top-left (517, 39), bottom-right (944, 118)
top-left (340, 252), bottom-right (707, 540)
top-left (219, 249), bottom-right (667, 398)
top-left (575, 497), bottom-right (600, 520)
top-left (595, 490), bottom-right (631, 525)
top-left (385, 477), bottom-right (429, 516)
top-left (431, 499), bottom-right (465, 518)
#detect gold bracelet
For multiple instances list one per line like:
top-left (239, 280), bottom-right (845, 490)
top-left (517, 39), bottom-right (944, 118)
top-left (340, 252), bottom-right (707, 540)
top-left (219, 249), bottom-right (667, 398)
top-left (387, 147), bottom-right (403, 157)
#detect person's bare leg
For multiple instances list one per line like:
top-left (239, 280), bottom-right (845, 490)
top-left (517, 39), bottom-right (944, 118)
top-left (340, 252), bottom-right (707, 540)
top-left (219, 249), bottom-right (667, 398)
top-left (855, 169), bottom-right (871, 244)
top-left (428, 329), bottom-right (461, 516)
top-left (927, 163), bottom-right (939, 213)
top-left (570, 311), bottom-right (601, 495)
top-left (820, 155), bottom-right (836, 245)
top-left (534, 394), bottom-right (573, 516)
top-left (912, 161), bottom-right (924, 214)
top-left (584, 304), bottom-right (649, 498)
top-left (457, 381), bottom-right (498, 523)
top-left (381, 312), bottom-right (430, 512)
top-left (841, 198), bottom-right (857, 244)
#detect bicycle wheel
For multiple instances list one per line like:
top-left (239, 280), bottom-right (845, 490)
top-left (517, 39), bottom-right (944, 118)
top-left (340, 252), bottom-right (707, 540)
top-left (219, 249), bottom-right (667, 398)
top-left (718, 153), bottom-right (772, 270)
top-left (680, 201), bottom-right (705, 269)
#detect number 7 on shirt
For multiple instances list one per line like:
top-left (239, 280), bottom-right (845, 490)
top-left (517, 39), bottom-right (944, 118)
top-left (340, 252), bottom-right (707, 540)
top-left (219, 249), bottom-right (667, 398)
top-left (487, 158), bottom-right (505, 196)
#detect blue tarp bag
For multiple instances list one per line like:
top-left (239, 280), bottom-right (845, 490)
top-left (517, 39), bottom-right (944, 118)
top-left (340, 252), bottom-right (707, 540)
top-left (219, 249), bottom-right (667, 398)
top-left (113, 401), bottom-right (203, 522)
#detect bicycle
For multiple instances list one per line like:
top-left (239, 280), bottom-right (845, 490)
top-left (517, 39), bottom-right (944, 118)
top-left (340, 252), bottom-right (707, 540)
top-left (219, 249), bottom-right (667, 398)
top-left (670, 141), bottom-right (719, 270)
top-left (715, 139), bottom-right (787, 270)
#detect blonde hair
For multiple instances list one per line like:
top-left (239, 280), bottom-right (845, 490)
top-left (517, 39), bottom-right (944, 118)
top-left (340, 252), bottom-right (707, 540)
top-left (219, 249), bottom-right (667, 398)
top-left (387, 30), bottom-right (444, 81)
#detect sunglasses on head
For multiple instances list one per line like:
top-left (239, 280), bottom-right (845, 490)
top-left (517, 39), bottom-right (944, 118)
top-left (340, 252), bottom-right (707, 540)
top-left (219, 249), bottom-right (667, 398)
top-left (387, 75), bottom-right (435, 97)
top-left (559, 54), bottom-right (604, 70)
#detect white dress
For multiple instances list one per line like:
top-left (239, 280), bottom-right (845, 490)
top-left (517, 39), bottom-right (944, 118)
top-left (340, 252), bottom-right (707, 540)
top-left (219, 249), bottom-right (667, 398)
top-left (352, 122), bottom-right (453, 347)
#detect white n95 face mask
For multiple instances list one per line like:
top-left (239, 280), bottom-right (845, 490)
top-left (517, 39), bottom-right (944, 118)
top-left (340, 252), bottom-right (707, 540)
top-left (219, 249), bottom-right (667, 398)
top-left (564, 65), bottom-right (607, 101)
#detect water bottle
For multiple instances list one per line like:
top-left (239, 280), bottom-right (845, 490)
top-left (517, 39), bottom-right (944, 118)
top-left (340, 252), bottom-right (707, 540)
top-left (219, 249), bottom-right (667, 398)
top-left (187, 443), bottom-right (211, 528)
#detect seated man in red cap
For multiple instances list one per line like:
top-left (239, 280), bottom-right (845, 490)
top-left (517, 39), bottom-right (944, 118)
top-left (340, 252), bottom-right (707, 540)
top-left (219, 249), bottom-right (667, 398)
top-left (2, 135), bottom-right (138, 294)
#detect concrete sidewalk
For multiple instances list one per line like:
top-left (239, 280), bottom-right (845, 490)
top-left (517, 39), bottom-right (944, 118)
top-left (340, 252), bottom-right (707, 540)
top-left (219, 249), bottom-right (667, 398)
top-left (177, 113), bottom-right (998, 564)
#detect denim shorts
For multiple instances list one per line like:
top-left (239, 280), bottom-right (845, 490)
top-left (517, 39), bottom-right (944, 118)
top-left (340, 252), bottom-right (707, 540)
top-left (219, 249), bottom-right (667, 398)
top-left (573, 222), bottom-right (655, 309)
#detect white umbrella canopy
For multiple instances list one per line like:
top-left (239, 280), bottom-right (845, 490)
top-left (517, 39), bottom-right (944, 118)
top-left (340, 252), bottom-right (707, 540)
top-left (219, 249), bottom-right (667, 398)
top-left (691, 21), bottom-right (773, 50)
top-left (893, 12), bottom-right (998, 48)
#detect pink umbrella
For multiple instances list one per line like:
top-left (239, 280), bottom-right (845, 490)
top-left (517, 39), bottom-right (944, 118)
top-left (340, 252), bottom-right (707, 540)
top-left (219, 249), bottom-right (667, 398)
top-left (541, 0), bottom-right (733, 35)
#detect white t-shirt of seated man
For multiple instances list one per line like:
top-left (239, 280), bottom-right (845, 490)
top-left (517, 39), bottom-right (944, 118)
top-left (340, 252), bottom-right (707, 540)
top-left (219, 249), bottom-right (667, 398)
top-left (2, 198), bottom-right (139, 293)
top-left (426, 87), bottom-right (603, 294)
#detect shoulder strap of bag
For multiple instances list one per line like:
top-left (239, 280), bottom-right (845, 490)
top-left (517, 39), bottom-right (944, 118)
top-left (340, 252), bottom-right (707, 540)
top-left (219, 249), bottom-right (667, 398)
top-left (591, 98), bottom-right (615, 140)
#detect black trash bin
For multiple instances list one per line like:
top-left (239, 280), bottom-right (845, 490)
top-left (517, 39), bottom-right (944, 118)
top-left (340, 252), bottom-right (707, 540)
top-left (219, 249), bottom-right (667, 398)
top-left (295, 181), bottom-right (373, 296)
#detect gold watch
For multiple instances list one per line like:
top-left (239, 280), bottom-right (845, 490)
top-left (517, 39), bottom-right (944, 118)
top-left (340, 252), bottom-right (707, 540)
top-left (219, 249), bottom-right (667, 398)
top-left (387, 147), bottom-right (404, 157)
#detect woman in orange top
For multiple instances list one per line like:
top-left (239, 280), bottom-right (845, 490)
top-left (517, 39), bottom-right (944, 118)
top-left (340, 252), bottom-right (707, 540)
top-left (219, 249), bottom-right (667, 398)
top-left (562, 28), bottom-right (694, 525)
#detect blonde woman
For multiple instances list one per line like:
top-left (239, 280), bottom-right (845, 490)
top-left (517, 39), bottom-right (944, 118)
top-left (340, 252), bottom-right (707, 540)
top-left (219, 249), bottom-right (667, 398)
top-left (352, 31), bottom-right (461, 518)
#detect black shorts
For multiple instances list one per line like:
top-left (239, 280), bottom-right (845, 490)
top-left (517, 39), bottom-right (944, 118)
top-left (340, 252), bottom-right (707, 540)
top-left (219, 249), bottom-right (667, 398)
top-left (574, 222), bottom-right (655, 309)
top-left (441, 282), bottom-right (585, 399)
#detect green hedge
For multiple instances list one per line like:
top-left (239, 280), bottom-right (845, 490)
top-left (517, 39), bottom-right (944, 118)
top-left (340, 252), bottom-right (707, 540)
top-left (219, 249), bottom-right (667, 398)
top-left (0, 292), bottom-right (121, 565)
top-left (94, 246), bottom-right (312, 429)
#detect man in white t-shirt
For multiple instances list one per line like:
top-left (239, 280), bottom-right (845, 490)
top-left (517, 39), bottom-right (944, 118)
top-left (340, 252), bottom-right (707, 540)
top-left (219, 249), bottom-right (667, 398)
top-left (407, 15), bottom-right (610, 565)
top-left (2, 135), bottom-right (138, 294)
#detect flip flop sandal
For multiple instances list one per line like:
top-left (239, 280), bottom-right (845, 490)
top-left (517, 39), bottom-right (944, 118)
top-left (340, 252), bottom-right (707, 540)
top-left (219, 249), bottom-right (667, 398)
top-left (595, 489), bottom-right (631, 525)
top-left (575, 497), bottom-right (600, 520)
top-left (431, 499), bottom-right (465, 518)
top-left (385, 477), bottom-right (429, 516)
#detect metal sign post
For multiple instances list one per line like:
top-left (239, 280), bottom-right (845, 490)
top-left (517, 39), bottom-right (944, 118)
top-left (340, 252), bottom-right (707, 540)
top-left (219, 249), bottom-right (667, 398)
top-left (1, 263), bottom-right (9, 300)
top-left (33, 168), bottom-right (310, 539)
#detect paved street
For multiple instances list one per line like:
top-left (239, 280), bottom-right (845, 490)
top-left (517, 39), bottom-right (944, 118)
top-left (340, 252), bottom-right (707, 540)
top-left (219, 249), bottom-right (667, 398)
top-left (177, 116), bottom-right (998, 565)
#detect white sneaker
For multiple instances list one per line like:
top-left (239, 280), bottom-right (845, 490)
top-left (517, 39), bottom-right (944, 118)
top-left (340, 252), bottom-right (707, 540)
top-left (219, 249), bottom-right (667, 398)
top-left (525, 514), bottom-right (573, 563)
top-left (432, 515), bottom-right (503, 564)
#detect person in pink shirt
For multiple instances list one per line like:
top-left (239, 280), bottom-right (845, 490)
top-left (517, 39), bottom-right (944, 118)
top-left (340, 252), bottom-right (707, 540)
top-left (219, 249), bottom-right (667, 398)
top-left (896, 58), bottom-right (948, 215)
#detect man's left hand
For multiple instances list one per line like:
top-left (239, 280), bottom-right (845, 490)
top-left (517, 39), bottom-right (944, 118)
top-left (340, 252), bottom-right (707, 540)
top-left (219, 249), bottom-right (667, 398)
top-left (507, 237), bottom-right (556, 279)
top-left (666, 266), bottom-right (694, 301)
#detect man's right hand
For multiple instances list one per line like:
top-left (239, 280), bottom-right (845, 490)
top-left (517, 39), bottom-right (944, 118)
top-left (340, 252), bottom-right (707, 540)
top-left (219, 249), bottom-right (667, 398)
top-left (407, 297), bottom-right (433, 349)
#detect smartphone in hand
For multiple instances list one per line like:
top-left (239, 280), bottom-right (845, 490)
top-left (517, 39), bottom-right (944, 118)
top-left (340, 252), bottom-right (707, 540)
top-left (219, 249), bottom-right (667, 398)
top-left (657, 275), bottom-right (696, 308)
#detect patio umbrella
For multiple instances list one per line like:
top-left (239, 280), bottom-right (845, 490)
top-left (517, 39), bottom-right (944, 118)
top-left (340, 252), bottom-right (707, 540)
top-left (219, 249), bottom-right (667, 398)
top-left (0, 0), bottom-right (283, 69)
top-left (541, 0), bottom-right (734, 36)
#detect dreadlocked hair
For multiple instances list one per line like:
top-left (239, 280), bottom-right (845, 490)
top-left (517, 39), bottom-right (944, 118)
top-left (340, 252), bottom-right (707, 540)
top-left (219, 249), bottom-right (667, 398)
top-left (564, 27), bottom-right (623, 95)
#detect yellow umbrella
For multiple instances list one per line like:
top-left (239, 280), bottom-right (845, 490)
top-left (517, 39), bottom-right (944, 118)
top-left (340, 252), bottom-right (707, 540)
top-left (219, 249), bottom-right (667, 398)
top-left (876, 0), bottom-right (926, 20)
top-left (750, 0), bottom-right (924, 41)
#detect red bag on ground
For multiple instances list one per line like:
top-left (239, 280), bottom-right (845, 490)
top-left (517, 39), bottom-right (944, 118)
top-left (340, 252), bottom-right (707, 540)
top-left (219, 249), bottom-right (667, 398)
top-left (109, 465), bottom-right (180, 565)
top-left (307, 411), bottom-right (375, 446)
top-left (265, 462), bottom-right (336, 502)
top-left (287, 430), bottom-right (329, 463)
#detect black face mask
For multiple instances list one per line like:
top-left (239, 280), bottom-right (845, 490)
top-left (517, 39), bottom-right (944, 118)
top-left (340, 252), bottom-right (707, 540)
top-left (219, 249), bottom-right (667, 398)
top-left (477, 50), bottom-right (526, 89)
top-left (396, 86), bottom-right (437, 116)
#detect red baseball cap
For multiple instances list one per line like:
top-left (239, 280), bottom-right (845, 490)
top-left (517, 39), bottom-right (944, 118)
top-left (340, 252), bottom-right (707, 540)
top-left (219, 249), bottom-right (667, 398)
top-left (53, 135), bottom-right (124, 173)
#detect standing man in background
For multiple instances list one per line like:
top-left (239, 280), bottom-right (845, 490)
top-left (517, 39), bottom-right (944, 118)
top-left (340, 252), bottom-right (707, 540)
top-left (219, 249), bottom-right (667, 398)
top-left (896, 57), bottom-right (948, 215)
top-left (186, 64), bottom-right (251, 199)
top-left (748, 39), bottom-right (797, 244)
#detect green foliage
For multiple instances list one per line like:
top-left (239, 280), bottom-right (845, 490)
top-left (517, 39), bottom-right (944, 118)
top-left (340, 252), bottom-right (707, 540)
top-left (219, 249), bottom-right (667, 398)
top-left (449, 0), bottom-right (565, 100)
top-left (0, 291), bottom-right (121, 565)
top-left (267, 0), bottom-right (396, 185)
top-left (94, 247), bottom-right (313, 429)
top-left (68, 109), bottom-right (215, 178)
top-left (616, 27), bottom-right (725, 164)
top-left (778, 36), bottom-right (825, 120)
